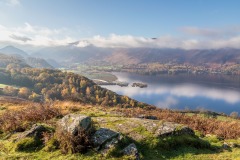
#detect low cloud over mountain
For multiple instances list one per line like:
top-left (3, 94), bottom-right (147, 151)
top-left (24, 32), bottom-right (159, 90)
top-left (1, 23), bottom-right (240, 50)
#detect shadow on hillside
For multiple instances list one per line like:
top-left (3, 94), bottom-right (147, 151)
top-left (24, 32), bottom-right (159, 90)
top-left (114, 134), bottom-right (223, 160)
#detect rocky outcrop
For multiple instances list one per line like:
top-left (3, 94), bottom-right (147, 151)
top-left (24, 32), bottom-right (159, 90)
top-left (94, 117), bottom-right (194, 141)
top-left (55, 114), bottom-right (195, 157)
top-left (57, 114), bottom-right (91, 135)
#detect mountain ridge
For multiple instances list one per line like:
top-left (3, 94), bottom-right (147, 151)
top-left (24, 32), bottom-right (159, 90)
top-left (30, 46), bottom-right (240, 65)
top-left (2, 45), bottom-right (240, 66)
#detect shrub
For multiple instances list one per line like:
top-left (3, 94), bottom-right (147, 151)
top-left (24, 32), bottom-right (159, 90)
top-left (55, 126), bottom-right (93, 154)
top-left (230, 112), bottom-right (239, 119)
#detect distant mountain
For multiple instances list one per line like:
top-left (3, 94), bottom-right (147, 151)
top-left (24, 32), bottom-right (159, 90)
top-left (25, 57), bottom-right (54, 69)
top-left (31, 45), bottom-right (240, 66)
top-left (103, 48), bottom-right (240, 65)
top-left (0, 46), bottom-right (29, 58)
top-left (31, 45), bottom-right (112, 63)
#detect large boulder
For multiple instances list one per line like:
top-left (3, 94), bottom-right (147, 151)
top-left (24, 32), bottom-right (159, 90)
top-left (122, 143), bottom-right (140, 160)
top-left (58, 114), bottom-right (91, 135)
top-left (91, 128), bottom-right (120, 150)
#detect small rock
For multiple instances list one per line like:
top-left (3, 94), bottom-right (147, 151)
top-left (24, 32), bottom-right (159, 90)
top-left (18, 124), bottom-right (47, 140)
top-left (222, 142), bottom-right (230, 149)
top-left (155, 123), bottom-right (194, 137)
top-left (122, 143), bottom-right (140, 160)
top-left (91, 128), bottom-right (119, 150)
top-left (137, 115), bottom-right (157, 120)
top-left (58, 114), bottom-right (91, 135)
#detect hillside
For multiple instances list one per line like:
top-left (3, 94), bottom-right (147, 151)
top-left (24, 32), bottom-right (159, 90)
top-left (0, 66), bottom-right (151, 108)
top-left (0, 100), bottom-right (239, 159)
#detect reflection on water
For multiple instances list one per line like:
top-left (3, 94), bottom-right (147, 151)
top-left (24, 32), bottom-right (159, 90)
top-left (102, 72), bottom-right (240, 114)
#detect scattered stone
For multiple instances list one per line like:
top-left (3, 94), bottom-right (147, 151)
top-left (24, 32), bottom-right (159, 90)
top-left (58, 114), bottom-right (91, 135)
top-left (122, 143), bottom-right (140, 160)
top-left (222, 142), bottom-right (230, 149)
top-left (92, 128), bottom-right (119, 150)
top-left (18, 124), bottom-right (47, 140)
top-left (137, 114), bottom-right (157, 120)
top-left (223, 142), bottom-right (239, 148)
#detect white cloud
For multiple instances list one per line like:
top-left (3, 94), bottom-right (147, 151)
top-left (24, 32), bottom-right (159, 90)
top-left (0, 23), bottom-right (76, 46)
top-left (1, 23), bottom-right (240, 49)
top-left (4, 0), bottom-right (20, 6)
top-left (79, 34), bottom-right (240, 49)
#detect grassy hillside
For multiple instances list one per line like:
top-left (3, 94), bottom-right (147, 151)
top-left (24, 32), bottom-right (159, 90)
top-left (0, 100), bottom-right (239, 160)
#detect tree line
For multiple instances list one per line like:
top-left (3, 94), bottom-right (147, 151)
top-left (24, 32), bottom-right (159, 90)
top-left (0, 64), bottom-right (152, 109)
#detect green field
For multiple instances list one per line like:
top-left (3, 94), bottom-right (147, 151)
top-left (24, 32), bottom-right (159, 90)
top-left (0, 84), bottom-right (8, 88)
top-left (0, 84), bottom-right (18, 89)
top-left (81, 72), bottom-right (118, 82)
top-left (67, 70), bottom-right (118, 82)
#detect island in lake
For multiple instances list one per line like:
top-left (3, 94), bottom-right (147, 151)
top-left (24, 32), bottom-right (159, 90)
top-left (132, 82), bottom-right (148, 88)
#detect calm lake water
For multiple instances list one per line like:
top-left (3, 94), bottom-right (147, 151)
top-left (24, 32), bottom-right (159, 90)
top-left (102, 72), bottom-right (240, 115)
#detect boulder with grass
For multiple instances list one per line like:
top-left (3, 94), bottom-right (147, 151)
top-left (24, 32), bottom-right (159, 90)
top-left (57, 114), bottom-right (92, 135)
top-left (56, 114), bottom-right (93, 153)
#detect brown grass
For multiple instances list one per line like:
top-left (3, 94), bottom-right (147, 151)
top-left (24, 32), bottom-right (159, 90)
top-left (111, 107), bottom-right (240, 139)
top-left (0, 99), bottom-right (239, 139)
top-left (0, 103), bottom-right (63, 132)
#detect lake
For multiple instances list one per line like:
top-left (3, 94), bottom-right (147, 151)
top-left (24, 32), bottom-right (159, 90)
top-left (101, 72), bottom-right (240, 115)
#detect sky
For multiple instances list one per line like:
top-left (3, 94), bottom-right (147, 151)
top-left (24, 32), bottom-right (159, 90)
top-left (0, 0), bottom-right (240, 49)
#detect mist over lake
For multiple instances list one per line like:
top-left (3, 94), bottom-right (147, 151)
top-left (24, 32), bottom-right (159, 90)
top-left (102, 72), bottom-right (240, 114)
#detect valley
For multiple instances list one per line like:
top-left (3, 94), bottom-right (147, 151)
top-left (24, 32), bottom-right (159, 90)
top-left (1, 1), bottom-right (240, 159)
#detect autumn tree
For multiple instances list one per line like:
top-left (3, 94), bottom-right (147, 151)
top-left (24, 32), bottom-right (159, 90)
top-left (18, 87), bottom-right (31, 98)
